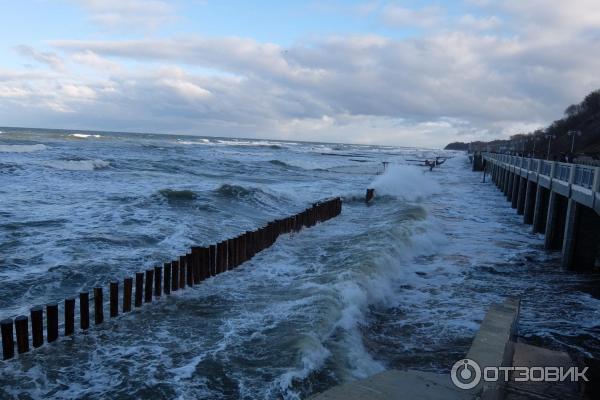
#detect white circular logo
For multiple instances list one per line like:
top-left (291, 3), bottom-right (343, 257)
top-left (451, 358), bottom-right (482, 390)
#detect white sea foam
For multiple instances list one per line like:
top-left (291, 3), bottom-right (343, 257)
top-left (176, 138), bottom-right (212, 145)
top-left (370, 164), bottom-right (440, 201)
top-left (177, 140), bottom-right (202, 145)
top-left (217, 139), bottom-right (286, 148)
top-left (177, 138), bottom-right (295, 149)
top-left (70, 133), bottom-right (102, 138)
top-left (0, 143), bottom-right (47, 153)
top-left (276, 333), bottom-right (332, 398)
top-left (44, 159), bottom-right (110, 171)
top-left (1, 142), bottom-right (595, 400)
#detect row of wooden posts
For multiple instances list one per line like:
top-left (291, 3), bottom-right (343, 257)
top-left (1, 197), bottom-right (342, 360)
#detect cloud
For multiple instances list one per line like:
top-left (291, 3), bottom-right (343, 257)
top-left (71, 50), bottom-right (122, 73)
top-left (51, 37), bottom-right (328, 84)
top-left (60, 84), bottom-right (97, 100)
top-left (458, 14), bottom-right (501, 31)
top-left (8, 31), bottom-right (559, 145)
top-left (469, 0), bottom-right (600, 39)
top-left (14, 45), bottom-right (64, 71)
top-left (157, 67), bottom-right (212, 101)
top-left (381, 4), bottom-right (443, 28)
top-left (71, 0), bottom-right (176, 30)
top-left (3, 1), bottom-right (600, 147)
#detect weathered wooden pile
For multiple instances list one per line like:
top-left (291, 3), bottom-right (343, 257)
top-left (1, 197), bottom-right (342, 360)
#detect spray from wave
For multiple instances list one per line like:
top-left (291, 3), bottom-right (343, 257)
top-left (370, 165), bottom-right (440, 201)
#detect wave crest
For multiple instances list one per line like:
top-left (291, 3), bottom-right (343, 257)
top-left (269, 159), bottom-right (294, 168)
top-left (45, 159), bottom-right (110, 171)
top-left (158, 189), bottom-right (197, 201)
top-left (0, 144), bottom-right (47, 153)
top-left (70, 133), bottom-right (102, 139)
top-left (215, 184), bottom-right (256, 199)
top-left (214, 184), bottom-right (283, 207)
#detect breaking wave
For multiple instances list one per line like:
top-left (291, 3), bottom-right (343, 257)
top-left (158, 189), bottom-right (198, 201)
top-left (269, 159), bottom-right (330, 171)
top-left (214, 184), bottom-right (260, 199)
top-left (44, 159), bottom-right (110, 171)
top-left (370, 164), bottom-right (440, 201)
top-left (70, 133), bottom-right (102, 139)
top-left (213, 184), bottom-right (285, 207)
top-left (268, 159), bottom-right (303, 170)
top-left (0, 144), bottom-right (47, 153)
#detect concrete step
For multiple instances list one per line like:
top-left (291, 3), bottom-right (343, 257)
top-left (466, 297), bottom-right (521, 400)
top-left (306, 370), bottom-right (471, 400)
top-left (504, 342), bottom-right (585, 400)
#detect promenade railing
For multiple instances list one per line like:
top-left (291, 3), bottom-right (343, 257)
top-left (482, 153), bottom-right (600, 192)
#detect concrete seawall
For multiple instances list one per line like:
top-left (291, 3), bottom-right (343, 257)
top-left (308, 296), bottom-right (586, 399)
top-left (482, 153), bottom-right (600, 271)
top-left (308, 298), bottom-right (528, 400)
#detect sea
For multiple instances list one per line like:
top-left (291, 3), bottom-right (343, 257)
top-left (0, 127), bottom-right (598, 399)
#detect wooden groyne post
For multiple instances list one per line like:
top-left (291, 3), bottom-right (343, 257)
top-left (31, 306), bottom-right (43, 347)
top-left (0, 197), bottom-right (343, 360)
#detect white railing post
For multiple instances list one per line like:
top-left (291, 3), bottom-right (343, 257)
top-left (569, 164), bottom-right (576, 185)
top-left (593, 167), bottom-right (600, 192)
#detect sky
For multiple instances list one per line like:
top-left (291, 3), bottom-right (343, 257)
top-left (1, 1), bottom-right (600, 147)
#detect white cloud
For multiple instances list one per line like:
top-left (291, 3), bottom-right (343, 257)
top-left (71, 50), bottom-right (122, 73)
top-left (0, 85), bottom-right (30, 99)
top-left (72, 0), bottom-right (176, 30)
top-left (381, 4), bottom-right (443, 28)
top-left (2, 1), bottom-right (600, 146)
top-left (458, 14), bottom-right (501, 31)
top-left (158, 67), bottom-right (212, 100)
top-left (60, 84), bottom-right (97, 100)
top-left (14, 45), bottom-right (64, 71)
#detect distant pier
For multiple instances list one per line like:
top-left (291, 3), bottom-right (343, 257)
top-left (477, 153), bottom-right (600, 270)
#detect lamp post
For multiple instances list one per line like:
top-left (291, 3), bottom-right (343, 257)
top-left (566, 130), bottom-right (581, 153)
top-left (530, 136), bottom-right (540, 158)
top-left (544, 133), bottom-right (556, 160)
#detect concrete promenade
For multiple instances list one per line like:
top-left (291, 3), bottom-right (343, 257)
top-left (308, 297), bottom-right (585, 399)
top-left (309, 297), bottom-right (588, 400)
top-left (482, 153), bottom-right (600, 271)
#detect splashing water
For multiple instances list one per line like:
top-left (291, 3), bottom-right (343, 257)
top-left (370, 164), bottom-right (440, 201)
top-left (0, 127), bottom-right (598, 399)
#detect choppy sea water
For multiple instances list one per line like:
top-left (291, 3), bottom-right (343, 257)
top-left (0, 127), bottom-right (598, 399)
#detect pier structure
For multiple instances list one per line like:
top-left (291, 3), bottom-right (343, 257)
top-left (482, 153), bottom-right (600, 270)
